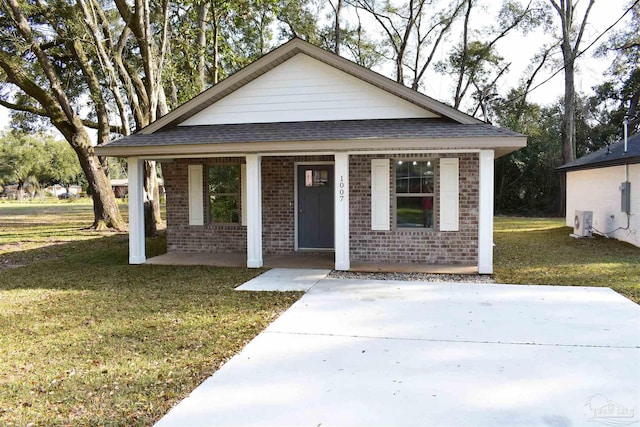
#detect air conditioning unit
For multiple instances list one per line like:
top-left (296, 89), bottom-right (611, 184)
top-left (574, 210), bottom-right (593, 237)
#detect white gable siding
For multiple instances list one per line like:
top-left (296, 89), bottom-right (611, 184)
top-left (566, 164), bottom-right (640, 247)
top-left (179, 54), bottom-right (438, 126)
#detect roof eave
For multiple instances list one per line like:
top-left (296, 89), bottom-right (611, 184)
top-left (556, 156), bottom-right (640, 172)
top-left (95, 136), bottom-right (526, 158)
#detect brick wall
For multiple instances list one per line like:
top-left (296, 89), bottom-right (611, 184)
top-left (163, 158), bottom-right (247, 253)
top-left (162, 153), bottom-right (479, 265)
top-left (349, 153), bottom-right (479, 265)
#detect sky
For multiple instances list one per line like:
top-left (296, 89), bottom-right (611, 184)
top-left (0, 1), bottom-right (630, 133)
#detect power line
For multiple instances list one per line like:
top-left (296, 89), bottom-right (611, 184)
top-left (503, 0), bottom-right (639, 106)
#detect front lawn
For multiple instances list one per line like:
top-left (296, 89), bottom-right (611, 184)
top-left (0, 201), bottom-right (301, 426)
top-left (494, 217), bottom-right (640, 303)
top-left (1, 204), bottom-right (638, 426)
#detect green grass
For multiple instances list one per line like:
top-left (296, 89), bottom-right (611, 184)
top-left (494, 217), bottom-right (640, 303)
top-left (0, 202), bottom-right (301, 426)
top-left (1, 205), bottom-right (638, 425)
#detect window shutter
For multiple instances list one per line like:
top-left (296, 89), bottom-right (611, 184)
top-left (188, 165), bottom-right (204, 226)
top-left (371, 159), bottom-right (390, 230)
top-left (241, 163), bottom-right (247, 226)
top-left (439, 158), bottom-right (459, 231)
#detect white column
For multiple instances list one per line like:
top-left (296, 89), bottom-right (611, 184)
top-left (127, 157), bottom-right (146, 264)
top-left (246, 154), bottom-right (263, 268)
top-left (478, 150), bottom-right (495, 274)
top-left (334, 152), bottom-right (350, 271)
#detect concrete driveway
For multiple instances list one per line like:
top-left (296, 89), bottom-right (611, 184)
top-left (155, 279), bottom-right (640, 427)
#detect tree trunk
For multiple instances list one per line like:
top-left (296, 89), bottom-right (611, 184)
top-left (334, 0), bottom-right (343, 54)
top-left (561, 59), bottom-right (576, 164)
top-left (73, 140), bottom-right (125, 230)
top-left (144, 160), bottom-right (162, 228)
top-left (196, 2), bottom-right (209, 93)
top-left (558, 171), bottom-right (566, 218)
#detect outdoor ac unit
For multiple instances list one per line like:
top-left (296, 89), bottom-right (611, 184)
top-left (574, 210), bottom-right (593, 237)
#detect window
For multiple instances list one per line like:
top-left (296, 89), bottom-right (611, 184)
top-left (208, 165), bottom-right (240, 223)
top-left (395, 160), bottom-right (434, 228)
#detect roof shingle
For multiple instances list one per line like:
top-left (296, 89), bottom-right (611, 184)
top-left (101, 118), bottom-right (524, 148)
top-left (556, 132), bottom-right (640, 172)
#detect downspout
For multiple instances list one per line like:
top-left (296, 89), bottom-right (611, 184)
top-left (624, 119), bottom-right (630, 230)
top-left (624, 118), bottom-right (629, 182)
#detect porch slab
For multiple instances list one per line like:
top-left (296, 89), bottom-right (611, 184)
top-left (145, 252), bottom-right (477, 274)
top-left (144, 252), bottom-right (334, 269)
top-left (145, 252), bottom-right (246, 267)
top-left (235, 268), bottom-right (331, 291)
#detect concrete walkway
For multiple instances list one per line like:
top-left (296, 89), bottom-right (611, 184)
top-left (235, 268), bottom-right (331, 291)
top-left (155, 280), bottom-right (640, 427)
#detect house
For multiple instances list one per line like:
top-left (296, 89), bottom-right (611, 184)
top-left (110, 178), bottom-right (165, 199)
top-left (557, 132), bottom-right (639, 248)
top-left (95, 38), bottom-right (526, 274)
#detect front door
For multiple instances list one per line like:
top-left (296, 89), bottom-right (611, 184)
top-left (297, 164), bottom-right (334, 249)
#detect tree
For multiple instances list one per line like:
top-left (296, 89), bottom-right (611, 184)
top-left (348, 0), bottom-right (466, 87)
top-left (0, 132), bottom-right (48, 201)
top-left (42, 139), bottom-right (83, 194)
top-left (548, 0), bottom-right (595, 165)
top-left (439, 0), bottom-right (548, 113)
top-left (494, 90), bottom-right (563, 214)
top-left (596, 0), bottom-right (640, 135)
top-left (0, 0), bottom-right (124, 228)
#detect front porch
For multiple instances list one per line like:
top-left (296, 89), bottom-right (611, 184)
top-left (128, 151), bottom-right (495, 274)
top-left (145, 252), bottom-right (478, 274)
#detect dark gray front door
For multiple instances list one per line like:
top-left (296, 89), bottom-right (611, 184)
top-left (297, 165), bottom-right (334, 249)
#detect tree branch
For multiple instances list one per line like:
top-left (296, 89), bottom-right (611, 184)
top-left (0, 97), bottom-right (47, 116)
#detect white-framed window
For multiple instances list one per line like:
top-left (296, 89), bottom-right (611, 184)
top-left (208, 164), bottom-right (240, 223)
top-left (395, 159), bottom-right (435, 229)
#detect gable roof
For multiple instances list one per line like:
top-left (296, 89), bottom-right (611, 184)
top-left (556, 132), bottom-right (640, 172)
top-left (139, 38), bottom-right (482, 135)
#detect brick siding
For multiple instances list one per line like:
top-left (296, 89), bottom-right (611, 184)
top-left (350, 153), bottom-right (478, 265)
top-left (162, 153), bottom-right (479, 265)
top-left (163, 158), bottom-right (247, 253)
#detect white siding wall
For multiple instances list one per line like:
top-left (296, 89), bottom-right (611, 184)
top-left (179, 54), bottom-right (438, 126)
top-left (566, 164), bottom-right (640, 247)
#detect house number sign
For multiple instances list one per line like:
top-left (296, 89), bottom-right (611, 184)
top-left (338, 175), bottom-right (345, 202)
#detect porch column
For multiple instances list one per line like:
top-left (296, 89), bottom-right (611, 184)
top-left (334, 152), bottom-right (350, 270)
top-left (127, 157), bottom-right (146, 264)
top-left (246, 154), bottom-right (263, 268)
top-left (478, 150), bottom-right (495, 274)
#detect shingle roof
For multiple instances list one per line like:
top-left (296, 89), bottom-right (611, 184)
top-left (102, 118), bottom-right (523, 148)
top-left (556, 132), bottom-right (640, 172)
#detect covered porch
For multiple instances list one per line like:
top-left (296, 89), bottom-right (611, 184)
top-left (126, 149), bottom-right (496, 274)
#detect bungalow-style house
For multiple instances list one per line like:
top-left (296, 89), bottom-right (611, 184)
top-left (95, 38), bottom-right (526, 274)
top-left (557, 131), bottom-right (639, 248)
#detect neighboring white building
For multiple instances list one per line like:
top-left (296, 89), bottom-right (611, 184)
top-left (558, 132), bottom-right (640, 248)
